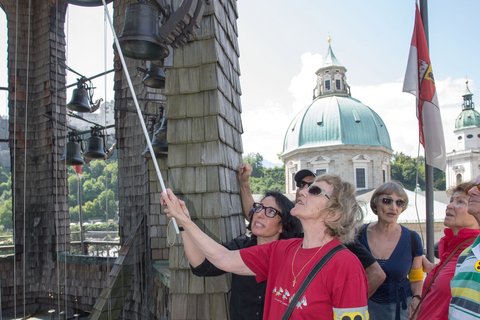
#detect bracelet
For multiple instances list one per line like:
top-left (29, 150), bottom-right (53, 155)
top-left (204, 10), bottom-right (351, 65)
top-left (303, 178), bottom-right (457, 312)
top-left (412, 295), bottom-right (421, 300)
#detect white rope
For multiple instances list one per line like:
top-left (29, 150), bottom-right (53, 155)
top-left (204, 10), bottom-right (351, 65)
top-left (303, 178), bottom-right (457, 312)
top-left (101, 6), bottom-right (112, 320)
top-left (12, 0), bottom-right (19, 316)
top-left (100, 0), bottom-right (179, 235)
top-left (20, 0), bottom-right (32, 317)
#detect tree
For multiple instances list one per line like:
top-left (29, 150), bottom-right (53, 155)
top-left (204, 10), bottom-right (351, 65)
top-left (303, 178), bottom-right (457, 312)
top-left (390, 152), bottom-right (445, 191)
top-left (242, 153), bottom-right (285, 194)
top-left (243, 153), bottom-right (264, 178)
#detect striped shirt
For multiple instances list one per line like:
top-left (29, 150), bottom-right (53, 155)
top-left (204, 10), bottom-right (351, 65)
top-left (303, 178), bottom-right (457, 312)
top-left (449, 235), bottom-right (480, 320)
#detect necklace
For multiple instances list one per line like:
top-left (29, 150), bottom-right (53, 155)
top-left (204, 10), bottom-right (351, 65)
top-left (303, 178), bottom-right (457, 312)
top-left (291, 241), bottom-right (326, 287)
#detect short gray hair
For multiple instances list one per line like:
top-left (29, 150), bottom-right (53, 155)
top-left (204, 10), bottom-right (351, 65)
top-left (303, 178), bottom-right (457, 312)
top-left (315, 174), bottom-right (364, 243)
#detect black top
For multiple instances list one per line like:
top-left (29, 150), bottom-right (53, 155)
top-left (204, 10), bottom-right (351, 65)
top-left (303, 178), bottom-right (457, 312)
top-left (191, 234), bottom-right (264, 320)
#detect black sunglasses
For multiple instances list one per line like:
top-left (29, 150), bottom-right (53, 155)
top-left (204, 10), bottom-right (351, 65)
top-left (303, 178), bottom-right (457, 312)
top-left (252, 202), bottom-right (282, 218)
top-left (380, 197), bottom-right (406, 208)
top-left (466, 184), bottom-right (480, 194)
top-left (296, 180), bottom-right (313, 189)
top-left (307, 185), bottom-right (330, 199)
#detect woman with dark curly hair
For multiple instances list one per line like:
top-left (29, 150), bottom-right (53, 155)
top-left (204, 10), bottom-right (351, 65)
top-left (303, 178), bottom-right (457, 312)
top-left (162, 174), bottom-right (369, 319)
top-left (186, 191), bottom-right (302, 320)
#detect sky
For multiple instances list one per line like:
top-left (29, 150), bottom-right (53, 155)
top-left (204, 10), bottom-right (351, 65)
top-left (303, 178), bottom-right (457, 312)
top-left (1, 1), bottom-right (479, 165)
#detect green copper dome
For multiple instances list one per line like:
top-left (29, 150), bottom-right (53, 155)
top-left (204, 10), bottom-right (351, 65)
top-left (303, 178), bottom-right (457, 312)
top-left (455, 109), bottom-right (480, 129)
top-left (283, 95), bottom-right (392, 153)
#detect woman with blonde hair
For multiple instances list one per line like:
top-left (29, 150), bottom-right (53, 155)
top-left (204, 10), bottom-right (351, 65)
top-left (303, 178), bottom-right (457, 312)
top-left (161, 174), bottom-right (369, 319)
top-left (358, 181), bottom-right (424, 320)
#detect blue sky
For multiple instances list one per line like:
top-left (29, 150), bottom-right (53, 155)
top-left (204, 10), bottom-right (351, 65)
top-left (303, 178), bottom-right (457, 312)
top-left (1, 1), bottom-right (479, 164)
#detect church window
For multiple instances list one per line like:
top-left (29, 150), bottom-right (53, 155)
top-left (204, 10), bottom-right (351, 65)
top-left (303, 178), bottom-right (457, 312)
top-left (316, 169), bottom-right (327, 176)
top-left (355, 168), bottom-right (366, 189)
top-left (335, 79), bottom-right (341, 90)
top-left (467, 134), bottom-right (473, 139)
top-left (458, 136), bottom-right (462, 140)
top-left (291, 172), bottom-right (296, 191)
top-left (456, 174), bottom-right (462, 185)
top-left (325, 80), bottom-right (331, 91)
top-left (382, 170), bottom-right (386, 183)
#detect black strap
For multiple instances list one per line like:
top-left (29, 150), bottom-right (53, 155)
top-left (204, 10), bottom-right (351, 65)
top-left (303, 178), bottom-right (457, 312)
top-left (281, 244), bottom-right (346, 320)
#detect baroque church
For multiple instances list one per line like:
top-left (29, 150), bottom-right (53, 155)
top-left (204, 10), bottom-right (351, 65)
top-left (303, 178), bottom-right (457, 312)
top-left (281, 42), bottom-right (393, 195)
top-left (446, 81), bottom-right (480, 188)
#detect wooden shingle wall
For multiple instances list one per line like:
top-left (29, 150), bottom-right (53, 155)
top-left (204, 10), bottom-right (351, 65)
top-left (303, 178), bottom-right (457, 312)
top-left (0, 0), bottom-right (70, 315)
top-left (164, 0), bottom-right (245, 319)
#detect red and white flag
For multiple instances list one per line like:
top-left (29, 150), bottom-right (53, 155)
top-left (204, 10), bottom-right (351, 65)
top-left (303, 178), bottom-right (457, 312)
top-left (403, 4), bottom-right (446, 171)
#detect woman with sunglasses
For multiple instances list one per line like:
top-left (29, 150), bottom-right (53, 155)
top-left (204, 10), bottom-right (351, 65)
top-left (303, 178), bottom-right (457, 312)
top-left (161, 174), bottom-right (369, 319)
top-left (413, 182), bottom-right (479, 320)
top-left (357, 181), bottom-right (424, 320)
top-left (183, 191), bottom-right (301, 320)
top-left (449, 176), bottom-right (480, 319)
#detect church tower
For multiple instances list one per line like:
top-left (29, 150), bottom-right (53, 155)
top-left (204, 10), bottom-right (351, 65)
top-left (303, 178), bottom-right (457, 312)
top-left (282, 40), bottom-right (392, 195)
top-left (446, 81), bottom-right (480, 187)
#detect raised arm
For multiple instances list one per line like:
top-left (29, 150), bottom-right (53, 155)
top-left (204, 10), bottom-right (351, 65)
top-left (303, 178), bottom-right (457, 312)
top-left (162, 189), bottom-right (254, 276)
top-left (175, 200), bottom-right (208, 268)
top-left (238, 163), bottom-right (255, 220)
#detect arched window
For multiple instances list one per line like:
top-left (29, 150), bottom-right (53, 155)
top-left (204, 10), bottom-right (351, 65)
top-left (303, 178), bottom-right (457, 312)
top-left (456, 173), bottom-right (462, 186)
top-left (65, 4), bottom-right (118, 256)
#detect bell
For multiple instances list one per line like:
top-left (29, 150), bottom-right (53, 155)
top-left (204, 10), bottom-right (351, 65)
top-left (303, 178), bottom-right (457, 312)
top-left (143, 61), bottom-right (166, 89)
top-left (143, 117), bottom-right (168, 158)
top-left (66, 0), bottom-right (113, 7)
top-left (67, 86), bottom-right (91, 113)
top-left (118, 2), bottom-right (170, 60)
top-left (65, 140), bottom-right (84, 166)
top-left (84, 130), bottom-right (106, 159)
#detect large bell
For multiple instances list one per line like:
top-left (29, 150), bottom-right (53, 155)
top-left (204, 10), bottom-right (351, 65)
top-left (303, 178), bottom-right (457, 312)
top-left (84, 129), bottom-right (106, 159)
top-left (143, 61), bottom-right (166, 89)
top-left (67, 86), bottom-right (91, 113)
top-left (65, 140), bottom-right (84, 165)
top-left (118, 2), bottom-right (170, 60)
top-left (143, 117), bottom-right (168, 158)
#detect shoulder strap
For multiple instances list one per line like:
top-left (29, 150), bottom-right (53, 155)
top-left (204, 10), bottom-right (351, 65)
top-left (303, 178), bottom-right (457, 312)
top-left (409, 236), bottom-right (477, 320)
top-left (281, 244), bottom-right (346, 320)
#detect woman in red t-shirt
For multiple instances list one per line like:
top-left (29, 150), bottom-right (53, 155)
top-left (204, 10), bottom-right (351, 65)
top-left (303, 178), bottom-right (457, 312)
top-left (161, 174), bottom-right (369, 319)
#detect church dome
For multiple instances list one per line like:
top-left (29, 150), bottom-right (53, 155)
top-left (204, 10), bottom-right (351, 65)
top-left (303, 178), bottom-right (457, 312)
top-left (282, 41), bottom-right (391, 155)
top-left (455, 81), bottom-right (479, 130)
top-left (455, 109), bottom-right (480, 130)
top-left (283, 95), bottom-right (392, 153)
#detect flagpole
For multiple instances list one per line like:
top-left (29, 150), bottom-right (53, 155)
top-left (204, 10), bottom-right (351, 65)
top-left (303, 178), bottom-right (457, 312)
top-left (419, 0), bottom-right (435, 263)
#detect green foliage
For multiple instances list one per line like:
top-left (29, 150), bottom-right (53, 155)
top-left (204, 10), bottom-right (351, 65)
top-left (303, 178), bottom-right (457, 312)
top-left (0, 166), bottom-right (12, 230)
top-left (68, 160), bottom-right (119, 223)
top-left (242, 154), bottom-right (285, 194)
top-left (249, 166), bottom-right (285, 194)
top-left (391, 152), bottom-right (445, 191)
top-left (243, 153), bottom-right (264, 178)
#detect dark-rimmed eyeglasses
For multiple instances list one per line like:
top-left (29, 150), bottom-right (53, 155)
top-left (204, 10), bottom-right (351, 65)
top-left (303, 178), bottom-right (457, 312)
top-left (466, 184), bottom-right (480, 195)
top-left (296, 180), bottom-right (313, 189)
top-left (252, 202), bottom-right (282, 218)
top-left (380, 197), bottom-right (406, 209)
top-left (307, 185), bottom-right (330, 199)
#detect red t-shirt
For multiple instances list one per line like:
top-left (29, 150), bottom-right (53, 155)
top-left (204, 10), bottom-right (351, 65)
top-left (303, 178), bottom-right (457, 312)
top-left (240, 238), bottom-right (369, 320)
top-left (417, 228), bottom-right (480, 320)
